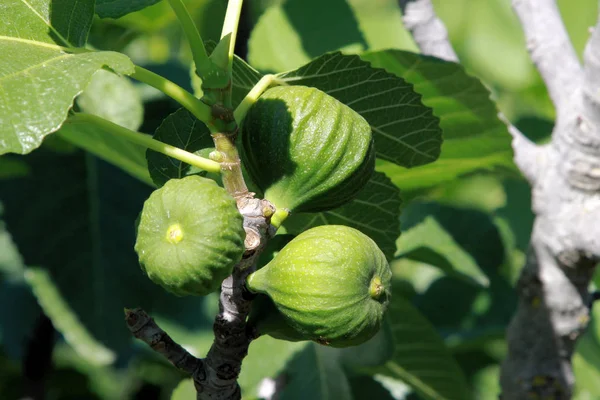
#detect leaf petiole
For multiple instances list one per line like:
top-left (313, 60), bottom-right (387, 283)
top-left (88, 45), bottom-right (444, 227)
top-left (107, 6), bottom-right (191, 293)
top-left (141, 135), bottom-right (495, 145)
top-left (166, 0), bottom-right (212, 78)
top-left (234, 74), bottom-right (279, 124)
top-left (70, 113), bottom-right (222, 174)
top-left (220, 0), bottom-right (244, 73)
top-left (130, 66), bottom-right (216, 131)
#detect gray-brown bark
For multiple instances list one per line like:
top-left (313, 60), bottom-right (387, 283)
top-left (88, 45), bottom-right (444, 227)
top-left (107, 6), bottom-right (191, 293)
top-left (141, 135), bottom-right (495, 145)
top-left (399, 0), bottom-right (600, 398)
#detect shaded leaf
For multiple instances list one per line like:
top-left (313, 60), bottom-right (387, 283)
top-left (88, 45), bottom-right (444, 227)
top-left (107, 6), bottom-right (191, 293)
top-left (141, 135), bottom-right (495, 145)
top-left (337, 318), bottom-right (395, 370)
top-left (95, 0), bottom-right (162, 19)
top-left (278, 52), bottom-right (442, 168)
top-left (58, 116), bottom-right (153, 186)
top-left (0, 151), bottom-right (215, 358)
top-left (284, 172), bottom-right (401, 261)
top-left (239, 336), bottom-right (307, 398)
top-left (0, 158), bottom-right (30, 180)
top-left (397, 217), bottom-right (489, 288)
top-left (361, 50), bottom-right (514, 191)
top-left (77, 70), bottom-right (144, 131)
top-left (146, 108), bottom-right (214, 187)
top-left (280, 344), bottom-right (352, 400)
top-left (349, 375), bottom-right (396, 400)
top-left (374, 291), bottom-right (471, 400)
top-left (24, 267), bottom-right (115, 366)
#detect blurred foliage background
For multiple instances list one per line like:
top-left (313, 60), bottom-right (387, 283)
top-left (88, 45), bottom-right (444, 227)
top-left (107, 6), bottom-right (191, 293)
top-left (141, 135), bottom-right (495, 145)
top-left (1, 0), bottom-right (600, 399)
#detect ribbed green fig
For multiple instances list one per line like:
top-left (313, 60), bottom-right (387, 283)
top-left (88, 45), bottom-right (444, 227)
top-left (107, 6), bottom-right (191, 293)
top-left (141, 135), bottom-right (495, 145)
top-left (135, 176), bottom-right (245, 296)
top-left (246, 225), bottom-right (391, 347)
top-left (241, 85), bottom-right (375, 213)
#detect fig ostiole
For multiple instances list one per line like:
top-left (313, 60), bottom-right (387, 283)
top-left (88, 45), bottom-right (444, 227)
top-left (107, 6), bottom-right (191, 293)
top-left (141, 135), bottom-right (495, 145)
top-left (245, 225), bottom-right (391, 347)
top-left (135, 176), bottom-right (245, 296)
top-left (241, 85), bottom-right (375, 214)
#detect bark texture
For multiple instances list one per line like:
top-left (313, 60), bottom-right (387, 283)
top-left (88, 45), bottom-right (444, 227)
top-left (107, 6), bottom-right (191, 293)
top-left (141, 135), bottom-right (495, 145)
top-left (399, 0), bottom-right (600, 398)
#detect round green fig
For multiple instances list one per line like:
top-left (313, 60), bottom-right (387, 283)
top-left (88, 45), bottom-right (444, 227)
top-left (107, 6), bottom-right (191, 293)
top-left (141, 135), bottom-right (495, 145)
top-left (241, 85), bottom-right (375, 213)
top-left (246, 225), bottom-right (391, 347)
top-left (135, 176), bottom-right (245, 296)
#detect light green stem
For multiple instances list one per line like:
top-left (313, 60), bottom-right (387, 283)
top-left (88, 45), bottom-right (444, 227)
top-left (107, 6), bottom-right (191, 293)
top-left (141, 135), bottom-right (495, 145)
top-left (131, 66), bottom-right (215, 131)
top-left (167, 0), bottom-right (212, 77)
top-left (72, 113), bottom-right (222, 174)
top-left (233, 74), bottom-right (278, 124)
top-left (220, 0), bottom-right (244, 73)
top-left (270, 208), bottom-right (289, 229)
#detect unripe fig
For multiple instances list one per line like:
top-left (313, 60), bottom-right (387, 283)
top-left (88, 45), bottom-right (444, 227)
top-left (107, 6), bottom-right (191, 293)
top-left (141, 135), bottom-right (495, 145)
top-left (246, 225), bottom-right (391, 347)
top-left (135, 176), bottom-right (245, 296)
top-left (241, 85), bottom-right (375, 213)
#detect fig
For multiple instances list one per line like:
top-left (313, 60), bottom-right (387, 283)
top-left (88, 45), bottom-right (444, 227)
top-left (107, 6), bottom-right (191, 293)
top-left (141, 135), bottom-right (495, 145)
top-left (135, 176), bottom-right (245, 296)
top-left (241, 85), bottom-right (375, 213)
top-left (246, 225), bottom-right (391, 347)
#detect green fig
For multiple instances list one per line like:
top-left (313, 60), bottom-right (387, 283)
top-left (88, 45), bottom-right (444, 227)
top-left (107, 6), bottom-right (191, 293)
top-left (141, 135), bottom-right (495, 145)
top-left (246, 225), bottom-right (391, 347)
top-left (135, 176), bottom-right (245, 296)
top-left (241, 85), bottom-right (375, 213)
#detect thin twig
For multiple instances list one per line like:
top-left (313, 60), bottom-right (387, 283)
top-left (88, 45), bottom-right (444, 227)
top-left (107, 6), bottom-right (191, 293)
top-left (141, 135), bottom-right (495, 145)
top-left (125, 308), bottom-right (203, 377)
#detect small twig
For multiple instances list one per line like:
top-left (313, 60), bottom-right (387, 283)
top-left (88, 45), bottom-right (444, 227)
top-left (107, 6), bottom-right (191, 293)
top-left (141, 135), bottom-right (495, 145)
top-left (499, 113), bottom-right (545, 184)
top-left (125, 308), bottom-right (203, 377)
top-left (398, 0), bottom-right (458, 62)
top-left (511, 0), bottom-right (583, 114)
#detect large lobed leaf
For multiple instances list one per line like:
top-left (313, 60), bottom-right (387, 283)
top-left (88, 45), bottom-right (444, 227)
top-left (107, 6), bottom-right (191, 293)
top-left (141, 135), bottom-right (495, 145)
top-left (284, 172), bottom-right (401, 261)
top-left (277, 52), bottom-right (442, 168)
top-left (95, 0), bottom-right (163, 19)
top-left (0, 0), bottom-right (135, 156)
top-left (396, 216), bottom-right (489, 288)
top-left (374, 291), bottom-right (472, 400)
top-left (362, 50), bottom-right (514, 191)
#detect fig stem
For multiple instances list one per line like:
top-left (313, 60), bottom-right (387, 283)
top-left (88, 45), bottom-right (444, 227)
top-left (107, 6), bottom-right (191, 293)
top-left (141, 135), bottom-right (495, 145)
top-left (234, 74), bottom-right (278, 124)
top-left (167, 0), bottom-right (212, 78)
top-left (130, 66), bottom-right (216, 130)
top-left (70, 113), bottom-right (222, 174)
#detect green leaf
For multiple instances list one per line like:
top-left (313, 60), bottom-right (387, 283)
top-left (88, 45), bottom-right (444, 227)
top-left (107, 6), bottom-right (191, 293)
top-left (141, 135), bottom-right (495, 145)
top-left (0, 41), bottom-right (134, 155)
top-left (76, 70), bottom-right (144, 131)
top-left (24, 267), bottom-right (116, 366)
top-left (0, 0), bottom-right (94, 48)
top-left (361, 50), bottom-right (514, 191)
top-left (277, 52), bottom-right (442, 168)
top-left (280, 344), bottom-right (353, 400)
top-left (239, 336), bottom-right (307, 398)
top-left (396, 217), bottom-right (490, 288)
top-left (374, 292), bottom-right (471, 400)
top-left (57, 117), bottom-right (153, 187)
top-left (95, 0), bottom-right (162, 19)
top-left (0, 158), bottom-right (30, 180)
top-left (146, 108), bottom-right (214, 187)
top-left (0, 151), bottom-right (216, 358)
top-left (248, 0), bottom-right (367, 73)
top-left (171, 379), bottom-right (196, 400)
top-left (283, 172), bottom-right (401, 261)
top-left (0, 203), bottom-right (24, 277)
top-left (348, 375), bottom-right (397, 400)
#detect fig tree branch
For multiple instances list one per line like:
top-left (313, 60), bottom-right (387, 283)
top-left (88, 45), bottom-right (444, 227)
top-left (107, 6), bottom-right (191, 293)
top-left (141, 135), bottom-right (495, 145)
top-left (400, 1), bottom-right (600, 399)
top-left (398, 0), bottom-right (540, 183)
top-left (398, 0), bottom-right (458, 62)
top-left (511, 0), bottom-right (583, 114)
top-left (125, 308), bottom-right (203, 377)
